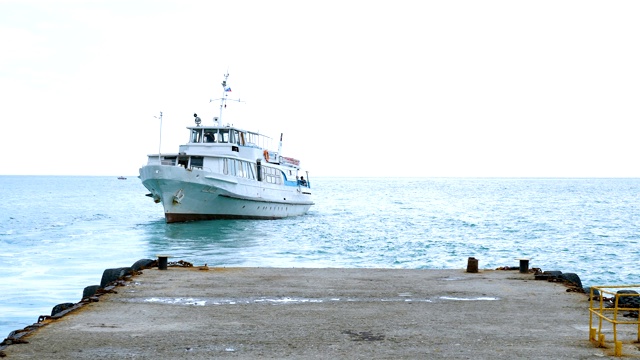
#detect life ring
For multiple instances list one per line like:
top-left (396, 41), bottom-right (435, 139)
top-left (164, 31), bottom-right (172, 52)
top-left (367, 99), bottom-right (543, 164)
top-left (263, 150), bottom-right (270, 162)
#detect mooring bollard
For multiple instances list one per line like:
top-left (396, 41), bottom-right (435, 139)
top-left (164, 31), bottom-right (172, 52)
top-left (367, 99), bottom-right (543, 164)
top-left (157, 255), bottom-right (171, 270)
top-left (467, 257), bottom-right (478, 273)
top-left (518, 258), bottom-right (529, 273)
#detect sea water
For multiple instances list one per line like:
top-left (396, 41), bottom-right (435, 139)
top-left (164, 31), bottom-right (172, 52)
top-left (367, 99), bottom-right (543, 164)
top-left (1, 176), bottom-right (639, 337)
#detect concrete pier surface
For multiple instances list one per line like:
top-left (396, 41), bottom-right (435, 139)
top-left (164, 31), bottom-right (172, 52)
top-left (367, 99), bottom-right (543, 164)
top-left (3, 267), bottom-right (637, 359)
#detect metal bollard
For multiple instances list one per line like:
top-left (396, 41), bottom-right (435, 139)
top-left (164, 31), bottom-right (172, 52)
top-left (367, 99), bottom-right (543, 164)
top-left (157, 255), bottom-right (170, 270)
top-left (518, 259), bottom-right (529, 273)
top-left (467, 257), bottom-right (478, 273)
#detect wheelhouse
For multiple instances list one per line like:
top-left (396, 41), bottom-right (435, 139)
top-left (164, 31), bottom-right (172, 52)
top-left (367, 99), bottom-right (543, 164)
top-left (188, 126), bottom-right (270, 149)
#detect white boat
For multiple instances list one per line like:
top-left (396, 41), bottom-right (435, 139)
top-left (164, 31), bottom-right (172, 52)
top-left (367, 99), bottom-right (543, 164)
top-left (139, 73), bottom-right (313, 223)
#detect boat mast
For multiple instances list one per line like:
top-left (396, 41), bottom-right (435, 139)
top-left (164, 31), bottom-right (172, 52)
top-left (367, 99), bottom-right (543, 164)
top-left (154, 111), bottom-right (163, 162)
top-left (210, 71), bottom-right (242, 124)
top-left (218, 72), bottom-right (229, 123)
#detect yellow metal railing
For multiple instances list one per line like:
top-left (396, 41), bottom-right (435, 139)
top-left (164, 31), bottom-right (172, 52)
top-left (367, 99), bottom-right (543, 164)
top-left (589, 285), bottom-right (640, 357)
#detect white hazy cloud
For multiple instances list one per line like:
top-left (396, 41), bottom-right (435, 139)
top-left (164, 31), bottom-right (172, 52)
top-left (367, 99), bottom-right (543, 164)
top-left (1, 0), bottom-right (638, 177)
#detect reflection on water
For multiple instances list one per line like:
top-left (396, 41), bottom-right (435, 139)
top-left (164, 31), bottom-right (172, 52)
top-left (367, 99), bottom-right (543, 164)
top-left (143, 219), bottom-right (278, 266)
top-left (163, 219), bottom-right (262, 242)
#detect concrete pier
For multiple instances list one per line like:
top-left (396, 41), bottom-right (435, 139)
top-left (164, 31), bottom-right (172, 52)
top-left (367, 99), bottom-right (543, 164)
top-left (2, 267), bottom-right (634, 359)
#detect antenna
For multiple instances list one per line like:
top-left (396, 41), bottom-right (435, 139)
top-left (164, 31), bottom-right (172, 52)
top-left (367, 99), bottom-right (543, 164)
top-left (209, 71), bottom-right (243, 124)
top-left (154, 111), bottom-right (163, 163)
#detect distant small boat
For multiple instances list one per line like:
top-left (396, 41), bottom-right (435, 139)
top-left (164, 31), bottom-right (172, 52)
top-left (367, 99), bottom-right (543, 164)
top-left (117, 176), bottom-right (127, 180)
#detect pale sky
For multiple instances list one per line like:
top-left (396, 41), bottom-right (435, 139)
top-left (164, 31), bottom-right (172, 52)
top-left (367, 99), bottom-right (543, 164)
top-left (1, 0), bottom-right (638, 177)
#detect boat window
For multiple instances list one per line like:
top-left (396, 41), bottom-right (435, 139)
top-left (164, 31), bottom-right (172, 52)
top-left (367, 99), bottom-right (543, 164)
top-left (244, 162), bottom-right (251, 178)
top-left (218, 129), bottom-right (229, 143)
top-left (222, 159), bottom-right (258, 180)
top-left (203, 131), bottom-right (216, 143)
top-left (190, 156), bottom-right (204, 169)
top-left (239, 132), bottom-right (246, 146)
top-left (229, 130), bottom-right (237, 144)
top-left (190, 129), bottom-right (203, 143)
top-left (262, 166), bottom-right (282, 185)
top-left (161, 156), bottom-right (177, 166)
top-left (237, 160), bottom-right (246, 178)
top-left (249, 163), bottom-right (256, 180)
top-left (229, 159), bottom-right (237, 176)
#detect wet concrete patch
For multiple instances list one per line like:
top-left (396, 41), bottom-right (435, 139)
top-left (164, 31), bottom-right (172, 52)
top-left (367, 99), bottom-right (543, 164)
top-left (342, 330), bottom-right (385, 342)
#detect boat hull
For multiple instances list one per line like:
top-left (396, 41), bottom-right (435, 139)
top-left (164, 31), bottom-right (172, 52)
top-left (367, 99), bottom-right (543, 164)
top-left (139, 165), bottom-right (313, 223)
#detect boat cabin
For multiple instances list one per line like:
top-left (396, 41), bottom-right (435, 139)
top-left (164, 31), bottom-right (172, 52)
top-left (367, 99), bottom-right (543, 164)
top-left (188, 126), bottom-right (268, 149)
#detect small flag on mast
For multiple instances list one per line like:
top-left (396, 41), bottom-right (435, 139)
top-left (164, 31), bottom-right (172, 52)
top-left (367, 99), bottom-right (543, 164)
top-left (224, 86), bottom-right (232, 92)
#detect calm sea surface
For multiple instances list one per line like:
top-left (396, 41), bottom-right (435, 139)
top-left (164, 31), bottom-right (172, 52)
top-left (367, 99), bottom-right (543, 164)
top-left (1, 176), bottom-right (639, 337)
